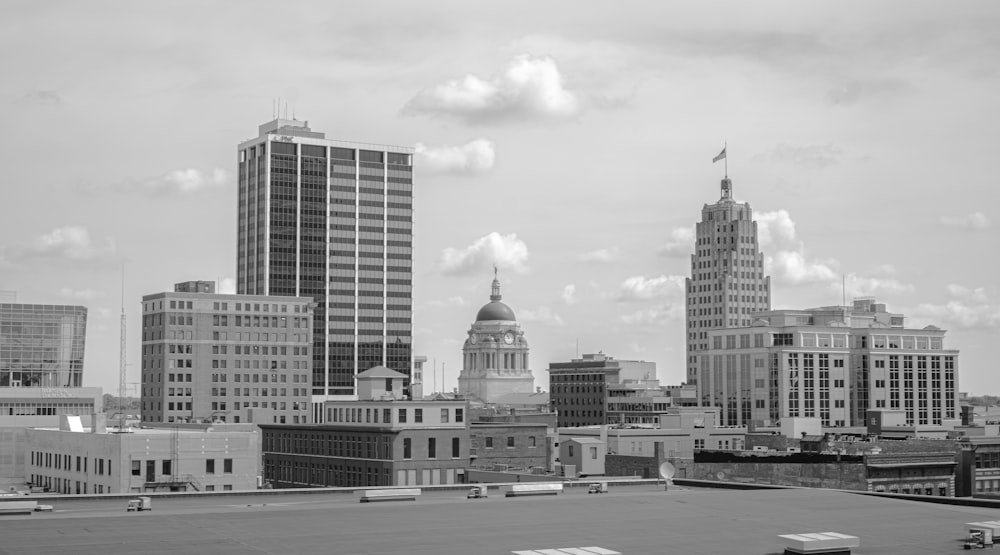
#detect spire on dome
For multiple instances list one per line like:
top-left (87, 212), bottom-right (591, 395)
top-left (490, 266), bottom-right (502, 301)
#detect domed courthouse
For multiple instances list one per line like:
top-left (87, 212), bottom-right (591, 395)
top-left (457, 272), bottom-right (535, 403)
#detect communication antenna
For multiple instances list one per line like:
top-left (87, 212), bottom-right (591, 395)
top-left (118, 264), bottom-right (128, 433)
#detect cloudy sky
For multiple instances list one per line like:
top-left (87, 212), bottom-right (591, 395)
top-left (1, 1), bottom-right (998, 396)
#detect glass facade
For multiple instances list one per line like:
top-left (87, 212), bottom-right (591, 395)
top-left (237, 120), bottom-right (413, 399)
top-left (0, 304), bottom-right (87, 388)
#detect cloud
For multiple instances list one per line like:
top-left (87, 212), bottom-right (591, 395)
top-left (658, 226), bottom-right (694, 257)
top-left (58, 288), bottom-right (102, 301)
top-left (218, 278), bottom-right (236, 295)
top-left (825, 79), bottom-right (911, 106)
top-left (520, 306), bottom-right (564, 326)
top-left (21, 89), bottom-right (61, 105)
top-left (614, 275), bottom-right (686, 302)
top-left (402, 54), bottom-right (583, 123)
top-left (756, 144), bottom-right (843, 169)
top-left (619, 304), bottom-right (685, 325)
top-left (415, 139), bottom-right (496, 174)
top-left (96, 308), bottom-right (113, 319)
top-left (912, 286), bottom-right (1000, 330)
top-left (89, 168), bottom-right (230, 195)
top-left (0, 226), bottom-right (116, 267)
top-left (577, 247), bottom-right (619, 263)
top-left (840, 274), bottom-right (915, 298)
top-left (940, 212), bottom-right (992, 231)
top-left (440, 232), bottom-right (529, 275)
top-left (561, 284), bottom-right (577, 305)
top-left (756, 210), bottom-right (837, 285)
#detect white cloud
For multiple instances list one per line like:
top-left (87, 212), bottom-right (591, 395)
top-left (614, 275), bottom-right (685, 302)
top-left (910, 285), bottom-right (998, 330)
top-left (96, 308), bottom-right (113, 319)
top-left (577, 247), bottom-right (619, 263)
top-left (402, 54), bottom-right (582, 123)
top-left (940, 212), bottom-right (992, 231)
top-left (0, 226), bottom-right (116, 266)
top-left (58, 287), bottom-right (101, 301)
top-left (415, 139), bottom-right (496, 174)
top-left (756, 210), bottom-right (837, 285)
top-left (440, 232), bottom-right (529, 275)
top-left (619, 303), bottom-right (685, 325)
top-left (94, 168), bottom-right (230, 195)
top-left (520, 306), bottom-right (564, 326)
top-left (218, 278), bottom-right (236, 294)
top-left (840, 274), bottom-right (915, 299)
top-left (947, 284), bottom-right (989, 303)
top-left (561, 284), bottom-right (577, 305)
top-left (658, 226), bottom-right (694, 257)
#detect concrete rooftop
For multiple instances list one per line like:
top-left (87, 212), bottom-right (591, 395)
top-left (1, 485), bottom-right (997, 554)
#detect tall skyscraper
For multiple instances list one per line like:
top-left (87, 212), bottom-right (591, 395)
top-left (685, 177), bottom-right (771, 387)
top-left (236, 119), bottom-right (414, 409)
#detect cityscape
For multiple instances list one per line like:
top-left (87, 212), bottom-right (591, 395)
top-left (2, 2), bottom-right (999, 554)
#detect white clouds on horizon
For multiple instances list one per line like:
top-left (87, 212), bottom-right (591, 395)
top-left (561, 284), bottom-right (577, 305)
top-left (913, 285), bottom-right (1000, 330)
top-left (88, 168), bottom-right (230, 195)
top-left (577, 247), bottom-right (619, 263)
top-left (402, 55), bottom-right (583, 123)
top-left (0, 226), bottom-right (116, 267)
top-left (940, 212), bottom-right (992, 231)
top-left (440, 232), bottom-right (529, 275)
top-left (415, 139), bottom-right (496, 174)
top-left (614, 274), bottom-right (685, 302)
top-left (520, 305), bottom-right (565, 326)
top-left (658, 226), bottom-right (694, 257)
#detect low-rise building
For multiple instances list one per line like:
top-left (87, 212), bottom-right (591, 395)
top-left (25, 416), bottom-right (259, 494)
top-left (469, 422), bottom-right (550, 472)
top-left (260, 367), bottom-right (470, 488)
top-left (560, 437), bottom-right (606, 477)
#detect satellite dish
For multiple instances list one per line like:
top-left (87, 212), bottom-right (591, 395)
top-left (658, 462), bottom-right (675, 480)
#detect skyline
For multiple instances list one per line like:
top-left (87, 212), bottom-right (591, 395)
top-left (1, 1), bottom-right (997, 396)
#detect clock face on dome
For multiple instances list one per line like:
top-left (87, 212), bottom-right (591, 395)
top-left (504, 332), bottom-right (514, 344)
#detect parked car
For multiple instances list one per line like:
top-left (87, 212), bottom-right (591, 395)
top-left (34, 504), bottom-right (53, 512)
top-left (588, 482), bottom-right (608, 494)
top-left (467, 486), bottom-right (488, 499)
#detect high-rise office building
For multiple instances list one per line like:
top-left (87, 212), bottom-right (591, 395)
top-left (236, 119), bottom-right (414, 410)
top-left (685, 177), bottom-right (771, 387)
top-left (140, 281), bottom-right (314, 425)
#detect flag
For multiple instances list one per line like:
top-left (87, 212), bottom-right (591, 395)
top-left (712, 147), bottom-right (727, 163)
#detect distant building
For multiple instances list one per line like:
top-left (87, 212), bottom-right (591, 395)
top-left (0, 300), bottom-right (93, 491)
top-left (685, 175), bottom-right (772, 387)
top-left (235, 118), bottom-right (415, 403)
top-left (469, 422), bottom-right (550, 472)
top-left (25, 416), bottom-right (260, 494)
top-left (559, 437), bottom-right (606, 477)
top-left (261, 367), bottom-right (470, 487)
top-left (548, 353), bottom-right (663, 428)
top-left (697, 298), bottom-right (960, 429)
top-left (140, 282), bottom-right (314, 425)
top-left (457, 272), bottom-right (535, 403)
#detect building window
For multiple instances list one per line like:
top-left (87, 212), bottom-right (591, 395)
top-left (440, 408), bottom-right (449, 423)
top-left (507, 436), bottom-right (514, 448)
top-left (428, 438), bottom-right (436, 459)
top-left (529, 436), bottom-right (537, 448)
top-left (131, 461), bottom-right (141, 476)
top-left (162, 460), bottom-right (172, 476)
top-left (455, 408), bottom-right (464, 423)
top-left (206, 459), bottom-right (215, 474)
top-left (224, 459), bottom-right (233, 474)
top-left (414, 409), bottom-right (423, 423)
top-left (403, 438), bottom-right (411, 459)
top-left (485, 437), bottom-right (493, 449)
top-left (452, 437), bottom-right (460, 458)
top-left (399, 409), bottom-right (407, 423)
top-left (590, 447), bottom-right (598, 459)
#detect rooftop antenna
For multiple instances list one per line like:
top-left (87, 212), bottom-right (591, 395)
top-left (118, 264), bottom-right (127, 433)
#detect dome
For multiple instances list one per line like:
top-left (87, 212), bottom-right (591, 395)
top-left (476, 301), bottom-right (516, 322)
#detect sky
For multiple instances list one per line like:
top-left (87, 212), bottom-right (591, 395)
top-left (1, 1), bottom-right (998, 397)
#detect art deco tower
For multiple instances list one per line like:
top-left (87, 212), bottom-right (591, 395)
top-left (236, 118), bottom-right (414, 410)
top-left (684, 177), bottom-right (771, 387)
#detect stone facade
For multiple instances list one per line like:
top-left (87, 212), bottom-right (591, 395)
top-left (458, 273), bottom-right (535, 403)
top-left (469, 422), bottom-right (550, 471)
